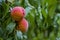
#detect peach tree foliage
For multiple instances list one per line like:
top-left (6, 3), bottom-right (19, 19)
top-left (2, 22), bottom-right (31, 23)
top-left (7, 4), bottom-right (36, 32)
top-left (0, 0), bottom-right (60, 40)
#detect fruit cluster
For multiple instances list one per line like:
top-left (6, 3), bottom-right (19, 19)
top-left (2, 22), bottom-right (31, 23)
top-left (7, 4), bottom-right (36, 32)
top-left (11, 6), bottom-right (28, 32)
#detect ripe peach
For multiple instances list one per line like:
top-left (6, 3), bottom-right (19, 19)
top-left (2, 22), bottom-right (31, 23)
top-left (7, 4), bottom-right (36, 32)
top-left (17, 18), bottom-right (28, 32)
top-left (11, 6), bottom-right (25, 21)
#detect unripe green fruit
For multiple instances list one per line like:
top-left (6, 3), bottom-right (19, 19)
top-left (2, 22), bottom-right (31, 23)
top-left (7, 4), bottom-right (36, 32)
top-left (11, 6), bottom-right (25, 21)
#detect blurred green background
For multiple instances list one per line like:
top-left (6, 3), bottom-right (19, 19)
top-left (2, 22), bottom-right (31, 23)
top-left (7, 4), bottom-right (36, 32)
top-left (0, 0), bottom-right (60, 40)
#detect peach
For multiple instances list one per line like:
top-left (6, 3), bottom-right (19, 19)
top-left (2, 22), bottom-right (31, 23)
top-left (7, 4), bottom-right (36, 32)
top-left (11, 6), bottom-right (25, 21)
top-left (17, 18), bottom-right (28, 32)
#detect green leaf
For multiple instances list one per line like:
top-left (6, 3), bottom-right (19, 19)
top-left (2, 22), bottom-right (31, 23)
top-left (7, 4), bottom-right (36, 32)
top-left (0, 0), bottom-right (2, 2)
top-left (23, 35), bottom-right (27, 39)
top-left (7, 0), bottom-right (14, 3)
top-left (0, 37), bottom-right (3, 40)
top-left (25, 6), bottom-right (33, 16)
top-left (7, 37), bottom-right (13, 40)
top-left (48, 6), bottom-right (56, 18)
top-left (41, 9), bottom-right (47, 19)
top-left (16, 30), bottom-right (23, 39)
top-left (41, 0), bottom-right (47, 8)
top-left (6, 22), bottom-right (16, 33)
top-left (57, 19), bottom-right (60, 25)
top-left (48, 0), bottom-right (57, 17)
top-left (1, 2), bottom-right (9, 19)
top-left (28, 0), bottom-right (40, 8)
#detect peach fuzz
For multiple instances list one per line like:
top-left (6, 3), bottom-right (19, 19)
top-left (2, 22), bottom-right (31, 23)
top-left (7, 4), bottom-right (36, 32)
top-left (11, 6), bottom-right (25, 21)
top-left (17, 18), bottom-right (28, 32)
